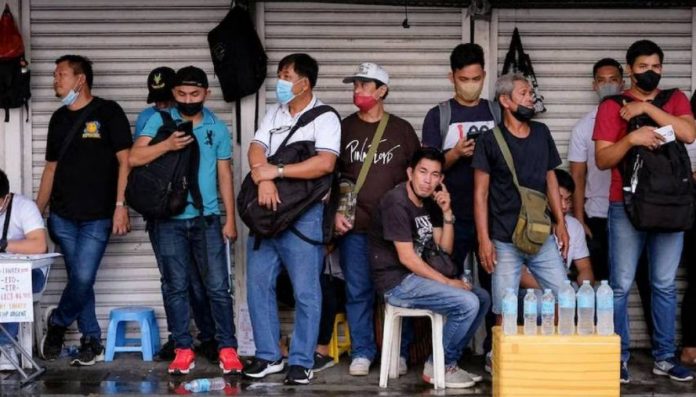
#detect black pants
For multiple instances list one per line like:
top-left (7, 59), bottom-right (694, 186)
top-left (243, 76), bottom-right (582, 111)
top-left (681, 227), bottom-right (696, 347)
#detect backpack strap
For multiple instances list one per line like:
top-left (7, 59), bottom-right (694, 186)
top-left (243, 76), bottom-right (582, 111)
top-left (438, 100), bottom-right (451, 146)
top-left (487, 100), bottom-right (502, 126)
top-left (276, 105), bottom-right (341, 151)
top-left (1, 193), bottom-right (13, 242)
top-left (57, 98), bottom-right (104, 162)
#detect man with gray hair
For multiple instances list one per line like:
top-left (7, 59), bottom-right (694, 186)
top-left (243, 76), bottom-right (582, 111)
top-left (472, 72), bottom-right (569, 327)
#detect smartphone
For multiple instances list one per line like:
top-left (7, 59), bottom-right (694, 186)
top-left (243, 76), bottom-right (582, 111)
top-left (178, 120), bottom-right (193, 136)
top-left (467, 129), bottom-right (482, 141)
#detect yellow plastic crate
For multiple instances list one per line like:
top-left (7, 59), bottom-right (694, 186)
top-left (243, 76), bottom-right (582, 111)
top-left (492, 326), bottom-right (620, 397)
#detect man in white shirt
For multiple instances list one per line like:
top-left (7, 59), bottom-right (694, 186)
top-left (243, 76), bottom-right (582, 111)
top-left (243, 53), bottom-right (341, 385)
top-left (0, 169), bottom-right (48, 371)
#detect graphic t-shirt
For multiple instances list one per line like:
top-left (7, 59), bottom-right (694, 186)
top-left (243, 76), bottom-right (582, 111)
top-left (339, 113), bottom-right (420, 232)
top-left (422, 98), bottom-right (495, 221)
top-left (369, 183), bottom-right (443, 294)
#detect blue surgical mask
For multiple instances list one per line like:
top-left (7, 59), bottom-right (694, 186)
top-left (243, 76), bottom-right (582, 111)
top-left (596, 83), bottom-right (621, 100)
top-left (276, 78), bottom-right (301, 105)
top-left (61, 82), bottom-right (81, 107)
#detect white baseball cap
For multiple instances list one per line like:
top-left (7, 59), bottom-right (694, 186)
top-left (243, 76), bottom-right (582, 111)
top-left (342, 62), bottom-right (389, 86)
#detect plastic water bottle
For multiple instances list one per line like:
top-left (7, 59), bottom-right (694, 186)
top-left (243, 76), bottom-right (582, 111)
top-left (541, 289), bottom-right (555, 335)
top-left (523, 289), bottom-right (538, 335)
top-left (576, 280), bottom-right (595, 335)
top-left (184, 378), bottom-right (226, 393)
top-left (558, 280), bottom-right (575, 335)
top-left (462, 268), bottom-right (473, 285)
top-left (502, 288), bottom-right (518, 335)
top-left (596, 280), bottom-right (614, 336)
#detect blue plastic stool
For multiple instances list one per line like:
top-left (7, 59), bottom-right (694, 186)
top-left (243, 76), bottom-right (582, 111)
top-left (105, 306), bottom-right (160, 362)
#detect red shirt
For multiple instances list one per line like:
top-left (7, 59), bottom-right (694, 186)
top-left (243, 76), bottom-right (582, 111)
top-left (592, 89), bottom-right (693, 202)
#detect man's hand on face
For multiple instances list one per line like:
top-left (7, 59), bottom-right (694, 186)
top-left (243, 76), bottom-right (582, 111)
top-left (432, 182), bottom-right (452, 214)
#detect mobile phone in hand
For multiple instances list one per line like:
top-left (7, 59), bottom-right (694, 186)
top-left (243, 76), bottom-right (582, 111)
top-left (467, 129), bottom-right (482, 141)
top-left (178, 121), bottom-right (193, 136)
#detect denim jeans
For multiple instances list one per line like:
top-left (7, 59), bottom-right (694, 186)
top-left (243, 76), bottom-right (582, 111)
top-left (338, 232), bottom-right (376, 360)
top-left (608, 203), bottom-right (682, 362)
top-left (385, 274), bottom-right (481, 365)
top-left (491, 236), bottom-right (567, 315)
top-left (0, 270), bottom-right (46, 345)
top-left (149, 215), bottom-right (236, 349)
top-left (247, 203), bottom-right (324, 368)
top-left (48, 213), bottom-right (112, 338)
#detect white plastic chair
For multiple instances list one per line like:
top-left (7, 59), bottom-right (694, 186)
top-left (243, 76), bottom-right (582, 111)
top-left (379, 303), bottom-right (446, 390)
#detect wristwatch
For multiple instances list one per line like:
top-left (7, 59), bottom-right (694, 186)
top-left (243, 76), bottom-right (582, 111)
top-left (115, 201), bottom-right (127, 208)
top-left (444, 215), bottom-right (456, 225)
top-left (277, 164), bottom-right (285, 179)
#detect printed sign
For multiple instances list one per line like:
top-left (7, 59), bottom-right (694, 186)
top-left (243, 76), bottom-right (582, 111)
top-left (236, 303), bottom-right (256, 356)
top-left (0, 261), bottom-right (33, 323)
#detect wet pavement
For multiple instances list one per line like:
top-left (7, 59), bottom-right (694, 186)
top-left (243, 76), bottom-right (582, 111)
top-left (1, 349), bottom-right (695, 396)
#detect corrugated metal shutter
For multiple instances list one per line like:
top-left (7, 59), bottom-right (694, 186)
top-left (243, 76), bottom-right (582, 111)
top-left (29, 0), bottom-right (238, 345)
top-left (493, 8), bottom-right (693, 348)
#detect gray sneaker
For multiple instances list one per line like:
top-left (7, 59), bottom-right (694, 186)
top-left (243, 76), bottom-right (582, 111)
top-left (422, 361), bottom-right (475, 388)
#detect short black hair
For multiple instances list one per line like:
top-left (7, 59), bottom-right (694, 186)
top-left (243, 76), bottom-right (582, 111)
top-left (55, 54), bottom-right (94, 89)
top-left (0, 169), bottom-right (8, 198)
top-left (277, 53), bottom-right (318, 88)
top-left (626, 40), bottom-right (664, 67)
top-left (592, 58), bottom-right (623, 78)
top-left (554, 168), bottom-right (575, 194)
top-left (450, 43), bottom-right (485, 72)
top-left (410, 147), bottom-right (445, 170)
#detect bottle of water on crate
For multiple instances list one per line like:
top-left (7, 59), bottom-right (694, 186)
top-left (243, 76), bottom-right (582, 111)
top-left (523, 289), bottom-right (538, 335)
top-left (596, 280), bottom-right (614, 336)
top-left (576, 280), bottom-right (595, 335)
top-left (558, 280), bottom-right (575, 335)
top-left (541, 289), bottom-right (555, 335)
top-left (502, 288), bottom-right (518, 335)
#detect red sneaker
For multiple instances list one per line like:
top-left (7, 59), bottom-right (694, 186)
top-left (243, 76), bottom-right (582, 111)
top-left (219, 347), bottom-right (243, 374)
top-left (168, 348), bottom-right (195, 375)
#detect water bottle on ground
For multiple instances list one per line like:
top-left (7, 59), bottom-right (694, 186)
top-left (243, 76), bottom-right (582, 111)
top-left (541, 289), bottom-right (555, 335)
top-left (523, 289), bottom-right (538, 335)
top-left (576, 280), bottom-right (595, 335)
top-left (558, 280), bottom-right (576, 335)
top-left (502, 288), bottom-right (518, 335)
top-left (596, 280), bottom-right (614, 336)
top-left (184, 377), bottom-right (226, 393)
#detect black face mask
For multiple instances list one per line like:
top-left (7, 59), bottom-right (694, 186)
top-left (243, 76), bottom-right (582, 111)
top-left (633, 70), bottom-right (661, 92)
top-left (512, 103), bottom-right (535, 122)
top-left (176, 101), bottom-right (204, 117)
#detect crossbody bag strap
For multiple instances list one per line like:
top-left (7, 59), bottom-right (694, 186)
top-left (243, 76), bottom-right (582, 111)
top-left (57, 98), bottom-right (104, 163)
top-left (492, 127), bottom-right (522, 191)
top-left (353, 113), bottom-right (390, 194)
top-left (276, 105), bottom-right (340, 151)
top-left (2, 193), bottom-right (13, 241)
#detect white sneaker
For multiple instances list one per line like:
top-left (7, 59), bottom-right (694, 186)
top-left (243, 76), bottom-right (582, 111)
top-left (399, 356), bottom-right (408, 376)
top-left (349, 357), bottom-right (371, 376)
top-left (466, 369), bottom-right (483, 383)
top-left (0, 345), bottom-right (18, 371)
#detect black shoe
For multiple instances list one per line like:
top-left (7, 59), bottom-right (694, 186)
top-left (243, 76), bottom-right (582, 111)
top-left (41, 312), bottom-right (67, 361)
top-left (243, 357), bottom-right (285, 379)
top-left (312, 352), bottom-right (335, 372)
top-left (195, 339), bottom-right (219, 364)
top-left (157, 339), bottom-right (176, 361)
top-left (284, 365), bottom-right (313, 385)
top-left (70, 336), bottom-right (105, 367)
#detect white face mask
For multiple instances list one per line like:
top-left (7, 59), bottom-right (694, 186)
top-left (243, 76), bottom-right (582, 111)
top-left (596, 83), bottom-right (621, 100)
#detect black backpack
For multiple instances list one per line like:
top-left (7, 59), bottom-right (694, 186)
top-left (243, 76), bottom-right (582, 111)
top-left (606, 89), bottom-right (695, 231)
top-left (126, 111), bottom-right (202, 220)
top-left (237, 105), bottom-right (339, 244)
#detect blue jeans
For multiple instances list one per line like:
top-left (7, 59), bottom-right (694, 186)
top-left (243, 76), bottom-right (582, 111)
top-left (385, 274), bottom-right (481, 365)
top-left (247, 203), bottom-right (324, 369)
top-left (339, 232), bottom-right (376, 360)
top-left (0, 270), bottom-right (46, 345)
top-left (608, 203), bottom-right (682, 362)
top-left (491, 236), bottom-right (567, 315)
top-left (48, 213), bottom-right (112, 338)
top-left (149, 215), bottom-right (237, 349)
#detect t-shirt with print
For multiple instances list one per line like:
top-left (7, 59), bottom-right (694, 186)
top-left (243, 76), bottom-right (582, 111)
top-left (0, 194), bottom-right (45, 242)
top-left (46, 98), bottom-right (132, 220)
top-left (421, 98), bottom-right (495, 221)
top-left (252, 95), bottom-right (341, 157)
top-left (369, 182), bottom-right (443, 294)
top-left (140, 107), bottom-right (232, 219)
top-left (339, 113), bottom-right (420, 232)
top-left (471, 121), bottom-right (561, 243)
top-left (592, 89), bottom-right (693, 202)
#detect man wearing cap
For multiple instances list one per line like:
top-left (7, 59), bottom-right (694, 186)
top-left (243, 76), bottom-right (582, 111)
top-left (243, 53), bottom-right (341, 385)
top-left (334, 62), bottom-right (419, 376)
top-left (134, 66), bottom-right (176, 136)
top-left (129, 66), bottom-right (241, 376)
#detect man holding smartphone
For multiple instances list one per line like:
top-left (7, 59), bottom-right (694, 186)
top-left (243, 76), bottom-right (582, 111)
top-left (129, 66), bottom-right (241, 376)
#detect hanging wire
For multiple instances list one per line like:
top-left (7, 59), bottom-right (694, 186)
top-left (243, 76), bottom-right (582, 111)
top-left (402, 0), bottom-right (410, 29)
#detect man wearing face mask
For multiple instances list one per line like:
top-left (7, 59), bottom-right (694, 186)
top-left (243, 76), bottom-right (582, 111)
top-left (334, 62), bottom-right (420, 376)
top-left (36, 55), bottom-right (132, 366)
top-left (244, 53), bottom-right (341, 385)
top-left (594, 40), bottom-right (696, 384)
top-left (472, 72), bottom-right (569, 338)
top-left (129, 66), bottom-right (241, 376)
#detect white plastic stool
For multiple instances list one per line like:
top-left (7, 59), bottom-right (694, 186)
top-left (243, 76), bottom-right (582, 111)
top-left (379, 303), bottom-right (446, 390)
